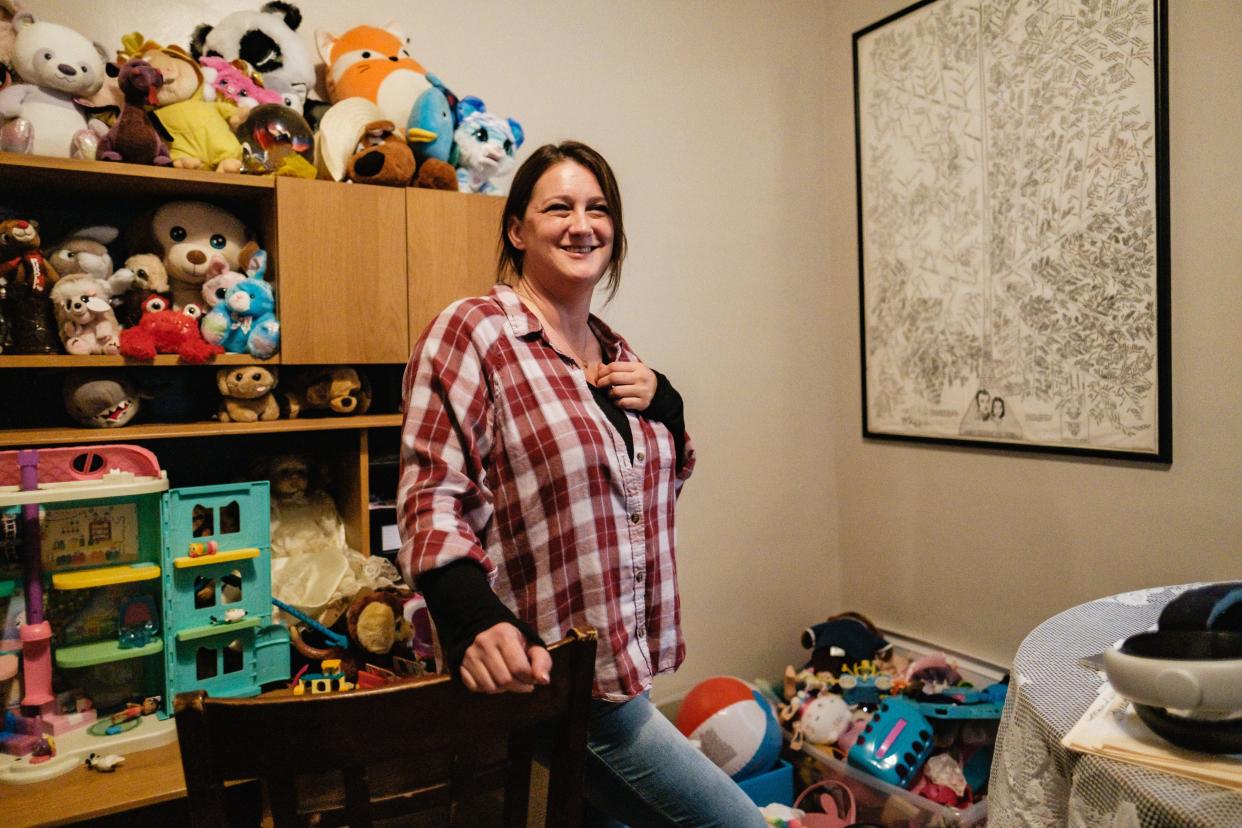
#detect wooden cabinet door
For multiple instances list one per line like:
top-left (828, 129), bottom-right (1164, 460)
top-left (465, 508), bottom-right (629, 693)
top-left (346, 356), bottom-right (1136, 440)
top-left (406, 188), bottom-right (504, 344)
top-left (274, 178), bottom-right (409, 364)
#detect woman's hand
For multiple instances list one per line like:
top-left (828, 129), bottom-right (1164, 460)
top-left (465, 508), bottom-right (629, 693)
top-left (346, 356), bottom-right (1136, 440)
top-left (460, 622), bottom-right (552, 694)
top-left (596, 361), bottom-right (656, 411)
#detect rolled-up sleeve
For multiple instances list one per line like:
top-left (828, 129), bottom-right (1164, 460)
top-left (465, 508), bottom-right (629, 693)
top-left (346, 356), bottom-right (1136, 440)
top-left (397, 302), bottom-right (497, 584)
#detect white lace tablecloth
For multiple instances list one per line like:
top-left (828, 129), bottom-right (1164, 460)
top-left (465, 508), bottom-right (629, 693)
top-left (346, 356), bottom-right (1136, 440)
top-left (987, 584), bottom-right (1242, 828)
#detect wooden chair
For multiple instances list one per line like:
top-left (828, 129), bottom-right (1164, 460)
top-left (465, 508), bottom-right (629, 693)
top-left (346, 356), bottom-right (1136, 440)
top-left (174, 628), bottom-right (597, 828)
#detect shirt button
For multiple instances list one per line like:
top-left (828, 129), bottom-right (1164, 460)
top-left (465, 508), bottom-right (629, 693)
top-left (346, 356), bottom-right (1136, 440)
top-left (635, 569), bottom-right (645, 583)
top-left (630, 512), bottom-right (641, 525)
top-left (636, 451), bottom-right (645, 462)
top-left (636, 625), bottom-right (646, 639)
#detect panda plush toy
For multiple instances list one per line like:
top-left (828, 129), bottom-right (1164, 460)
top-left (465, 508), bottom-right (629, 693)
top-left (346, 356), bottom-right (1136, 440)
top-left (188, 1), bottom-right (326, 125)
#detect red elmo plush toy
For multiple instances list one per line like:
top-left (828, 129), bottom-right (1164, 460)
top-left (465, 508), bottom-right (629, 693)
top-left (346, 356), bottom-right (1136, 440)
top-left (119, 295), bottom-right (222, 363)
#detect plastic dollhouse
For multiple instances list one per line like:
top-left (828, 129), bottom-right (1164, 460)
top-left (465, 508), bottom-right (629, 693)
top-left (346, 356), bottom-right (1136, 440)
top-left (0, 445), bottom-right (288, 783)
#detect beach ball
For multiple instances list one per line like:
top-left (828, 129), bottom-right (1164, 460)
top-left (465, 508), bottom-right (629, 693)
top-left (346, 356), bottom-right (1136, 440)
top-left (675, 676), bottom-right (782, 779)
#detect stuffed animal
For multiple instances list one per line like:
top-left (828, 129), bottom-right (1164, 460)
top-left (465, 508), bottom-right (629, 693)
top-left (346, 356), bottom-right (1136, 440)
top-left (129, 200), bottom-right (252, 311)
top-left (316, 22), bottom-right (428, 127)
top-left (45, 225), bottom-right (118, 282)
top-left (405, 73), bottom-right (462, 191)
top-left (453, 97), bottom-right (523, 194)
top-left (216, 363), bottom-right (279, 422)
top-left (95, 58), bottom-right (172, 166)
top-left (346, 589), bottom-right (412, 656)
top-left (0, 217), bottom-right (59, 353)
top-left (119, 294), bottom-right (222, 363)
top-left (200, 257), bottom-right (245, 311)
top-left (201, 248), bottom-right (280, 358)
top-left (0, 11), bottom-right (107, 158)
top-left (802, 611), bottom-right (891, 675)
top-left (281, 366), bottom-right (372, 418)
top-left (50, 274), bottom-right (121, 354)
top-left (62, 370), bottom-right (140, 427)
top-left (314, 97), bottom-right (413, 186)
top-left (189, 3), bottom-right (319, 119)
top-left (117, 33), bottom-right (244, 173)
top-left (111, 253), bottom-right (169, 327)
top-left (199, 57), bottom-right (283, 110)
top-left (0, 1), bottom-right (23, 79)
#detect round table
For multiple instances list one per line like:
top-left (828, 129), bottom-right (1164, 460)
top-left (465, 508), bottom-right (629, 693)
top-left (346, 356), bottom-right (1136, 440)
top-left (987, 585), bottom-right (1242, 828)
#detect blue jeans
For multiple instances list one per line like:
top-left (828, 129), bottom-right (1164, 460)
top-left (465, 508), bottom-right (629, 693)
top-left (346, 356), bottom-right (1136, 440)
top-left (580, 691), bottom-right (770, 828)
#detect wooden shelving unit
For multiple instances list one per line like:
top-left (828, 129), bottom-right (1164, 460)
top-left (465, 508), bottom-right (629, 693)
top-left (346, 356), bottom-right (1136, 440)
top-left (0, 414), bottom-right (403, 448)
top-left (0, 151), bottom-right (500, 553)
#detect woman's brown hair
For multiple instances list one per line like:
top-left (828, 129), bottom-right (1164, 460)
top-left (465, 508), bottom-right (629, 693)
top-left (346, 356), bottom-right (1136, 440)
top-left (497, 141), bottom-right (627, 300)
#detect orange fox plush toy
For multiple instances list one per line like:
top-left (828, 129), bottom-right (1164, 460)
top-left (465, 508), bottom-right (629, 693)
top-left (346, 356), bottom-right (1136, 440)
top-left (316, 23), bottom-right (429, 128)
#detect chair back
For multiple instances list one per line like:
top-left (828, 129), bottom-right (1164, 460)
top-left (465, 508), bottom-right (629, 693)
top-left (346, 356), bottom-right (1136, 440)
top-left (175, 628), bottom-right (597, 827)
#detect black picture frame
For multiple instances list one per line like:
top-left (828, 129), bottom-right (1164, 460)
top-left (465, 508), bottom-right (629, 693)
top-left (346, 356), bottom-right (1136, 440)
top-left (854, 0), bottom-right (1170, 463)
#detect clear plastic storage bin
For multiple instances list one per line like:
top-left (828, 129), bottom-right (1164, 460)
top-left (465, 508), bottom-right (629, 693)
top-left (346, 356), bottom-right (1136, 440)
top-left (789, 630), bottom-right (1006, 827)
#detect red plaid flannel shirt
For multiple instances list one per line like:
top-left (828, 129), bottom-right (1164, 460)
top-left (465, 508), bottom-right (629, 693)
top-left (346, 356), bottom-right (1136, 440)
top-left (398, 285), bottom-right (695, 699)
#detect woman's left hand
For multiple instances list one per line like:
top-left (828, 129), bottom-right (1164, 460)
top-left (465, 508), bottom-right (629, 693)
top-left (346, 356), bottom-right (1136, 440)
top-left (596, 361), bottom-right (656, 411)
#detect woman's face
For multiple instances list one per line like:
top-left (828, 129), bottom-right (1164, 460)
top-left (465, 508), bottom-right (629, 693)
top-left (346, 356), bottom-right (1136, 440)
top-left (992, 399), bottom-right (1005, 418)
top-left (508, 160), bottom-right (614, 292)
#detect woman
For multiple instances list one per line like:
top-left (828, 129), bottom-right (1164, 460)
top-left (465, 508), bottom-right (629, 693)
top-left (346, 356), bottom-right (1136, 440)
top-left (397, 141), bottom-right (766, 826)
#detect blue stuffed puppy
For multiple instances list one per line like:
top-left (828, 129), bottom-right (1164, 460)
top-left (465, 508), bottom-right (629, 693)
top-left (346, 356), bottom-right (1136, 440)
top-left (201, 248), bottom-right (280, 359)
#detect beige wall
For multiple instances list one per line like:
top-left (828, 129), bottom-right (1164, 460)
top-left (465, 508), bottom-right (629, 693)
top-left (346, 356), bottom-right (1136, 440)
top-left (37, 0), bottom-right (1234, 692)
top-left (39, 0), bottom-right (839, 700)
top-left (826, 1), bottom-right (1242, 668)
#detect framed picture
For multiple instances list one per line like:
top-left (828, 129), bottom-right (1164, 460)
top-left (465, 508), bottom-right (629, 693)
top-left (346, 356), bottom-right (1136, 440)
top-left (854, 0), bottom-right (1170, 462)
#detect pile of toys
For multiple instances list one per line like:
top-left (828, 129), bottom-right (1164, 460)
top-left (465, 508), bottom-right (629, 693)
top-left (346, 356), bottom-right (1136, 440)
top-left (0, 201), bottom-right (278, 361)
top-left (0, 3), bottom-right (522, 193)
top-left (778, 612), bottom-right (1007, 815)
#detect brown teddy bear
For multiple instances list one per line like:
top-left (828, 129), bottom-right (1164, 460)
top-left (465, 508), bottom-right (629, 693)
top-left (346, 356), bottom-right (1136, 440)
top-left (281, 366), bottom-right (372, 418)
top-left (217, 364), bottom-right (279, 422)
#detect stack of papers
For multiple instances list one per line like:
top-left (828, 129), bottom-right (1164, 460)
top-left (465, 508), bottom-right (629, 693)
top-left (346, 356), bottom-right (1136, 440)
top-left (1062, 684), bottom-right (1242, 791)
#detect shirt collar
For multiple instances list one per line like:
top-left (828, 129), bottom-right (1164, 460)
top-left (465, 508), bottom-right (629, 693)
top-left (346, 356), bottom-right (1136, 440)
top-left (491, 283), bottom-right (624, 362)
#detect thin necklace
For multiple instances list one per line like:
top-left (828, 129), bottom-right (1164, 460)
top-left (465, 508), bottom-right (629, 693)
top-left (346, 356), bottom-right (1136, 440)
top-left (514, 281), bottom-right (598, 373)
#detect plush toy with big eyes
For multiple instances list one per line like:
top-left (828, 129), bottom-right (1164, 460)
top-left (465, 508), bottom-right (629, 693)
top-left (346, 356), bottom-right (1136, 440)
top-left (452, 97), bottom-right (523, 195)
top-left (129, 200), bottom-right (252, 310)
top-left (119, 294), bottom-right (223, 363)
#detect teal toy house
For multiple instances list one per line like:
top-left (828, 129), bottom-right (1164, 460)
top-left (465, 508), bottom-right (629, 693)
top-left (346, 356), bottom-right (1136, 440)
top-left (162, 481), bottom-right (290, 703)
top-left (1, 445), bottom-right (290, 784)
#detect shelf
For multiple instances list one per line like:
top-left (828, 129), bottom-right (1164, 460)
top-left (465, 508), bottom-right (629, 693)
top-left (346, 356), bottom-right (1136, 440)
top-left (51, 563), bottom-right (161, 590)
top-left (172, 547), bottom-right (259, 569)
top-left (0, 151), bottom-right (273, 202)
top-left (0, 354), bottom-right (279, 369)
top-left (55, 637), bottom-right (163, 669)
top-left (0, 413), bottom-right (403, 447)
top-left (176, 615), bottom-right (260, 642)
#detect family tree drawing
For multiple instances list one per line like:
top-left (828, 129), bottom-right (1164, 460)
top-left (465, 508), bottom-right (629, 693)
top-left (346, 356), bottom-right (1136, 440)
top-left (858, 0), bottom-right (1160, 453)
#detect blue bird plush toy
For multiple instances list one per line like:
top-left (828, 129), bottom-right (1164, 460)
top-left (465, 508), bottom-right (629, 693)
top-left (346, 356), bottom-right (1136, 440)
top-left (407, 73), bottom-right (457, 165)
top-left (201, 248), bottom-right (280, 359)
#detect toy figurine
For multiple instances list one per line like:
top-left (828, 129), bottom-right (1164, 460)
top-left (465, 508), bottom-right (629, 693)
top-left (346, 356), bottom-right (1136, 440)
top-left (118, 294), bottom-right (223, 364)
top-left (85, 752), bottom-right (125, 772)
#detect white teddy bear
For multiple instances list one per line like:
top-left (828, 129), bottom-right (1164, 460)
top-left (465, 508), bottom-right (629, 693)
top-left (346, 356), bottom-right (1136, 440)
top-left (50, 275), bottom-right (121, 355)
top-left (0, 11), bottom-right (107, 158)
